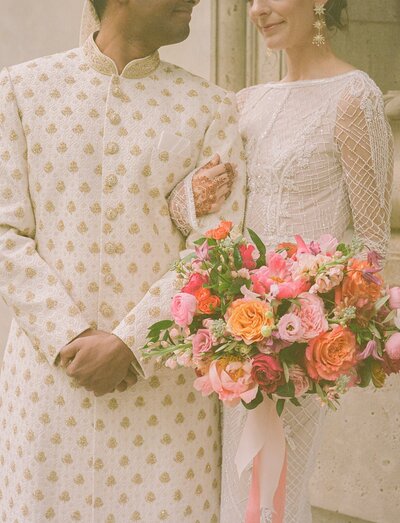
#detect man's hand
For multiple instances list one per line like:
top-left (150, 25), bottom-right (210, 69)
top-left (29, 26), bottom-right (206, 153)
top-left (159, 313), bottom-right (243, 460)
top-left (59, 330), bottom-right (137, 396)
top-left (192, 154), bottom-right (236, 217)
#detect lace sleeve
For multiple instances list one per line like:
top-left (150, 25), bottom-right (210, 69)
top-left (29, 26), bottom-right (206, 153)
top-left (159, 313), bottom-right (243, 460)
top-left (335, 75), bottom-right (394, 259)
top-left (168, 172), bottom-right (198, 237)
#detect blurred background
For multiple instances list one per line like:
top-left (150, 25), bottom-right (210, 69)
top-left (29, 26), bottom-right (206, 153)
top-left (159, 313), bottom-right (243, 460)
top-left (0, 1), bottom-right (399, 522)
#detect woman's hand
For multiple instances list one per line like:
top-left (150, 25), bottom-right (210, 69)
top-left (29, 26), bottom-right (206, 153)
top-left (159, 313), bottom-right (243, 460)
top-left (192, 154), bottom-right (236, 217)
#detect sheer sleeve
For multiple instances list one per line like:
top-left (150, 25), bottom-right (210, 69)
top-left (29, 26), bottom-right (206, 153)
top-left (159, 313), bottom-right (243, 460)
top-left (168, 172), bottom-right (197, 237)
top-left (335, 75), bottom-right (394, 259)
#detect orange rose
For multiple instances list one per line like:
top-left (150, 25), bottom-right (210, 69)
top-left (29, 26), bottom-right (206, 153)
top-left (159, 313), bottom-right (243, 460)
top-left (226, 299), bottom-right (274, 345)
top-left (195, 288), bottom-right (221, 314)
top-left (205, 221), bottom-right (233, 240)
top-left (305, 326), bottom-right (357, 381)
top-left (342, 259), bottom-right (382, 309)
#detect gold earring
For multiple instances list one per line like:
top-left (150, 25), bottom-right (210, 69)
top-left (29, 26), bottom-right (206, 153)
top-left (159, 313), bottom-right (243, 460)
top-left (312, 3), bottom-right (326, 46)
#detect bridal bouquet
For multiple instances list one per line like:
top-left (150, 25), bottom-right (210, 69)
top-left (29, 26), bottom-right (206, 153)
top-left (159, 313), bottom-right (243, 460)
top-left (141, 221), bottom-right (400, 414)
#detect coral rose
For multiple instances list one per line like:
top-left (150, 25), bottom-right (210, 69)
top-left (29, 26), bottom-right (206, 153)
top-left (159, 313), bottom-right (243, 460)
top-left (195, 287), bottom-right (221, 314)
top-left (205, 221), bottom-right (233, 240)
top-left (239, 244), bottom-right (258, 270)
top-left (226, 299), bottom-right (274, 345)
top-left (251, 354), bottom-right (284, 394)
top-left (305, 326), bottom-right (357, 381)
top-left (181, 273), bottom-right (209, 295)
top-left (171, 292), bottom-right (197, 327)
top-left (342, 259), bottom-right (383, 309)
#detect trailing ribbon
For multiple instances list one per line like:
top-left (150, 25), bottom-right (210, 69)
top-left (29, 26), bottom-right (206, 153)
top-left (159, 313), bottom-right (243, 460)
top-left (235, 397), bottom-right (287, 523)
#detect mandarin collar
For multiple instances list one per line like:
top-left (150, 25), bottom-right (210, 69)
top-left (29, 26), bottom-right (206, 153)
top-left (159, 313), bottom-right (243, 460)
top-left (83, 33), bottom-right (160, 79)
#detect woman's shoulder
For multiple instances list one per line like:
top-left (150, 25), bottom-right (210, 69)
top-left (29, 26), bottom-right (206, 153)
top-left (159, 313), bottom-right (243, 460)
top-left (236, 84), bottom-right (267, 113)
top-left (338, 70), bottom-right (384, 105)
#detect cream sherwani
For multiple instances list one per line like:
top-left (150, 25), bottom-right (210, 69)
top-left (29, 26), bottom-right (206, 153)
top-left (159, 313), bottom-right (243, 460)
top-left (0, 34), bottom-right (246, 523)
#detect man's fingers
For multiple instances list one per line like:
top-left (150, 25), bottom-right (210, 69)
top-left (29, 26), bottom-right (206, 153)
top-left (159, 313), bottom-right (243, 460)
top-left (59, 342), bottom-right (81, 368)
top-left (124, 371), bottom-right (138, 387)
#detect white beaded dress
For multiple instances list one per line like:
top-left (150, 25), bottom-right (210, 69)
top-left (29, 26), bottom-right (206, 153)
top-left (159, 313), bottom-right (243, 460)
top-left (219, 71), bottom-right (393, 523)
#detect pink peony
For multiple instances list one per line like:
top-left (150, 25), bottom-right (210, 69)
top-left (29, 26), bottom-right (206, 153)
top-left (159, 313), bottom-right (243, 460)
top-left (193, 372), bottom-right (214, 396)
top-left (170, 292), bottom-right (197, 327)
top-left (292, 293), bottom-right (329, 341)
top-left (277, 313), bottom-right (304, 343)
top-left (385, 333), bottom-right (400, 361)
top-left (251, 253), bottom-right (308, 299)
top-left (239, 244), bottom-right (258, 270)
top-left (389, 287), bottom-right (400, 310)
top-left (288, 365), bottom-right (311, 397)
top-left (192, 329), bottom-right (213, 359)
top-left (195, 359), bottom-right (258, 406)
top-left (181, 273), bottom-right (209, 295)
top-left (251, 354), bottom-right (284, 394)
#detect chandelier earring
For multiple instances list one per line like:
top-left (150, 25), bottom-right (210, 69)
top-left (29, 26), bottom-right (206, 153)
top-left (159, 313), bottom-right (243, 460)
top-left (312, 3), bottom-right (326, 46)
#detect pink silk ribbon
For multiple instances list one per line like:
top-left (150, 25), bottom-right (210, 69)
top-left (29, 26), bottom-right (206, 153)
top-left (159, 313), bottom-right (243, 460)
top-left (235, 397), bottom-right (287, 523)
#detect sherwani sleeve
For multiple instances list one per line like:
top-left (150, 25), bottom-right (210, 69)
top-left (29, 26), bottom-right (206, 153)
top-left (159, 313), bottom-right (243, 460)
top-left (112, 91), bottom-right (247, 377)
top-left (0, 68), bottom-right (92, 365)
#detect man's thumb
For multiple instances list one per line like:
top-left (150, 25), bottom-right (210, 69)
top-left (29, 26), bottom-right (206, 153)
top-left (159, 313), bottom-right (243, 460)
top-left (59, 342), bottom-right (80, 367)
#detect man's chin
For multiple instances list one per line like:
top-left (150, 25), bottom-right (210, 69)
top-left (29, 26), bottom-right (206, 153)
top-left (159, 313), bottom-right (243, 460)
top-left (164, 25), bottom-right (191, 46)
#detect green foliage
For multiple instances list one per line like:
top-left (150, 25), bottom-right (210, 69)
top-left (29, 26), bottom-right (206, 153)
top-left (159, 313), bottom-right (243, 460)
top-left (276, 399), bottom-right (285, 417)
top-left (276, 380), bottom-right (295, 398)
top-left (243, 388), bottom-right (264, 410)
top-left (247, 228), bottom-right (266, 267)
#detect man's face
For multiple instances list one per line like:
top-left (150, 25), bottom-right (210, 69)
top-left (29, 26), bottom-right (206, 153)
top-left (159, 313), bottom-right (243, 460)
top-left (125, 0), bottom-right (200, 48)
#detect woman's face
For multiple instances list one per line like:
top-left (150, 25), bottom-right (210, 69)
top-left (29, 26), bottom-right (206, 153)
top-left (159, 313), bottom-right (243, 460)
top-left (247, 0), bottom-right (326, 51)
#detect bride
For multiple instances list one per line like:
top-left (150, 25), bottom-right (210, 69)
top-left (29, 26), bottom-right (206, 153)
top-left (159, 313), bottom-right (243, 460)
top-left (220, 1), bottom-right (393, 522)
top-left (170, 0), bottom-right (393, 521)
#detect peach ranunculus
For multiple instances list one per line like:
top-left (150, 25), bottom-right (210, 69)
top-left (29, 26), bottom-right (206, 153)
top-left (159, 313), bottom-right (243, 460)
top-left (205, 221), bottom-right (233, 240)
top-left (226, 299), bottom-right (274, 345)
top-left (305, 326), bottom-right (358, 381)
top-left (194, 358), bottom-right (258, 406)
top-left (342, 259), bottom-right (383, 309)
top-left (195, 287), bottom-right (221, 314)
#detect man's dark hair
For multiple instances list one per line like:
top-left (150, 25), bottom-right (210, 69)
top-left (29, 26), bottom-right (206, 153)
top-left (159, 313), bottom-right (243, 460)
top-left (91, 0), bottom-right (108, 20)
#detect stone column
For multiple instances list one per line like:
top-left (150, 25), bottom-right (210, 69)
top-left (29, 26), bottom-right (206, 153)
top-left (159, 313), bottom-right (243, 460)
top-left (210, 0), bottom-right (247, 91)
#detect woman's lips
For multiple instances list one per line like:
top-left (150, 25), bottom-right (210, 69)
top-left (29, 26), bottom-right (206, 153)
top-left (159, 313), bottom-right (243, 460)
top-left (261, 21), bottom-right (285, 33)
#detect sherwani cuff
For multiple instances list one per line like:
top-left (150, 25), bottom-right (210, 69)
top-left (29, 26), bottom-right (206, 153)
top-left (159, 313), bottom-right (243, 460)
top-left (112, 322), bottom-right (149, 379)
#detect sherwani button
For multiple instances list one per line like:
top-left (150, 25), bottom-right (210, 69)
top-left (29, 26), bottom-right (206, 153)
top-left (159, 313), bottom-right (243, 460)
top-left (105, 142), bottom-right (120, 155)
top-left (106, 208), bottom-right (118, 221)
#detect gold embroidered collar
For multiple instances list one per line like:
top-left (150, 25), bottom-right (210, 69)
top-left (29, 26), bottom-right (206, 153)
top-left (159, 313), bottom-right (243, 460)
top-left (83, 33), bottom-right (160, 79)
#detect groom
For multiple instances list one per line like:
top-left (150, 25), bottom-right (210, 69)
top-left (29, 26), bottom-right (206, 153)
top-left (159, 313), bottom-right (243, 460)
top-left (0, 0), bottom-right (246, 521)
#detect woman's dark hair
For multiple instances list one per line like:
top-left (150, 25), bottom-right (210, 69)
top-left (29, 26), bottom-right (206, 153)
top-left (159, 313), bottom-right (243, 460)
top-left (91, 0), bottom-right (108, 20)
top-left (325, 0), bottom-right (349, 31)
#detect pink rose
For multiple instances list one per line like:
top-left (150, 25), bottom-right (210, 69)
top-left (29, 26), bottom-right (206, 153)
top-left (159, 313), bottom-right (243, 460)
top-left (171, 292), bottom-right (197, 327)
top-left (239, 244), bottom-right (258, 270)
top-left (192, 329), bottom-right (213, 359)
top-left (288, 365), bottom-right (310, 397)
top-left (277, 313), bottom-right (304, 343)
top-left (194, 359), bottom-right (258, 406)
top-left (389, 287), bottom-right (400, 310)
top-left (292, 293), bottom-right (328, 341)
top-left (181, 273), bottom-right (209, 295)
top-left (385, 333), bottom-right (400, 360)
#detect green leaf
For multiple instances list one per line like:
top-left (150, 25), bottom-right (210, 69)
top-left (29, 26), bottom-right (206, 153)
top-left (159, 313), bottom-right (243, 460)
top-left (289, 398), bottom-right (301, 407)
top-left (315, 382), bottom-right (326, 400)
top-left (148, 319), bottom-right (174, 332)
top-left (247, 228), bottom-right (266, 266)
top-left (233, 246), bottom-right (243, 270)
top-left (374, 295), bottom-right (390, 311)
top-left (383, 310), bottom-right (396, 324)
top-left (358, 362), bottom-right (372, 388)
top-left (369, 323), bottom-right (382, 339)
top-left (282, 361), bottom-right (290, 383)
top-left (242, 388), bottom-right (264, 410)
top-left (276, 399), bottom-right (285, 417)
top-left (276, 381), bottom-right (295, 398)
